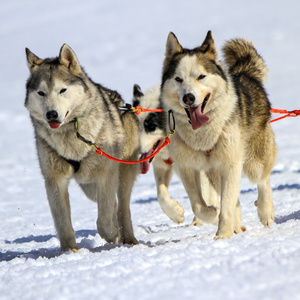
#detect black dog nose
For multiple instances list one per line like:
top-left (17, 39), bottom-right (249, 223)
top-left (46, 110), bottom-right (58, 120)
top-left (183, 93), bottom-right (195, 106)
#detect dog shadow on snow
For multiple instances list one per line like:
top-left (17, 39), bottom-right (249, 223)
top-left (1, 227), bottom-right (182, 262)
top-left (271, 184), bottom-right (300, 224)
top-left (275, 210), bottom-right (300, 224)
top-left (2, 183), bottom-right (300, 262)
top-left (1, 229), bottom-right (96, 262)
top-left (2, 212), bottom-right (299, 262)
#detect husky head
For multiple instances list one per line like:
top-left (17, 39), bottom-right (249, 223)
top-left (161, 31), bottom-right (228, 130)
top-left (133, 84), bottom-right (166, 174)
top-left (25, 44), bottom-right (90, 130)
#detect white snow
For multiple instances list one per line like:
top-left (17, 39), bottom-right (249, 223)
top-left (1, 1), bottom-right (300, 299)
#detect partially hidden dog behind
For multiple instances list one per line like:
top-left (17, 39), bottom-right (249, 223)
top-left (133, 84), bottom-right (219, 226)
top-left (160, 31), bottom-right (277, 239)
top-left (25, 44), bottom-right (140, 251)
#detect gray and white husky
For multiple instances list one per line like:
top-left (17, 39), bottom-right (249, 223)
top-left (160, 31), bottom-right (277, 239)
top-left (25, 44), bottom-right (140, 251)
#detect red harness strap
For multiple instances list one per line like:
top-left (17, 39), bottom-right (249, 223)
top-left (131, 106), bottom-right (163, 115)
top-left (270, 108), bottom-right (300, 123)
top-left (95, 137), bottom-right (171, 164)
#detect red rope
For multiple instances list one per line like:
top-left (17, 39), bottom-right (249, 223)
top-left (131, 105), bottom-right (300, 122)
top-left (131, 106), bottom-right (163, 115)
top-left (94, 137), bottom-right (171, 164)
top-left (270, 108), bottom-right (300, 123)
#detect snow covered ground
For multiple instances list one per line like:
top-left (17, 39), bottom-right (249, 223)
top-left (1, 1), bottom-right (300, 299)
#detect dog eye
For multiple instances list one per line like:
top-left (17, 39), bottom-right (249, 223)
top-left (60, 88), bottom-right (67, 94)
top-left (37, 91), bottom-right (45, 96)
top-left (175, 76), bottom-right (183, 83)
top-left (198, 75), bottom-right (206, 80)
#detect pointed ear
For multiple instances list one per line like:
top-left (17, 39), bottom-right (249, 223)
top-left (165, 32), bottom-right (183, 59)
top-left (59, 44), bottom-right (82, 75)
top-left (198, 31), bottom-right (217, 60)
top-left (132, 84), bottom-right (143, 107)
top-left (133, 84), bottom-right (144, 98)
top-left (25, 48), bottom-right (43, 70)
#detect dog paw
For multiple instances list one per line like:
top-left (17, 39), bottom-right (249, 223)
top-left (214, 230), bottom-right (234, 240)
top-left (234, 225), bottom-right (247, 234)
top-left (257, 203), bottom-right (275, 227)
top-left (214, 222), bottom-right (234, 240)
top-left (97, 228), bottom-right (119, 244)
top-left (258, 211), bottom-right (274, 227)
top-left (60, 238), bottom-right (79, 253)
top-left (120, 235), bottom-right (138, 245)
top-left (198, 205), bottom-right (220, 225)
top-left (190, 216), bottom-right (202, 226)
top-left (97, 219), bottom-right (120, 244)
top-left (161, 200), bottom-right (185, 224)
top-left (61, 245), bottom-right (79, 253)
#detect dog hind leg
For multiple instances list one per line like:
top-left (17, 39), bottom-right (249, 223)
top-left (190, 171), bottom-right (220, 226)
top-left (117, 163), bottom-right (139, 245)
top-left (234, 199), bottom-right (247, 233)
top-left (96, 172), bottom-right (120, 244)
top-left (255, 177), bottom-right (274, 227)
top-left (245, 129), bottom-right (276, 227)
top-left (177, 168), bottom-right (220, 224)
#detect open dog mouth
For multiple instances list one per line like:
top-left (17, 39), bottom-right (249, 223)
top-left (48, 120), bottom-right (61, 129)
top-left (184, 93), bottom-right (210, 130)
top-left (139, 139), bottom-right (163, 174)
top-left (47, 111), bottom-right (69, 129)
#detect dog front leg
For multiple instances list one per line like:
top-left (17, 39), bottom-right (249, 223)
top-left (215, 166), bottom-right (242, 239)
top-left (45, 177), bottom-right (78, 252)
top-left (177, 167), bottom-right (219, 224)
top-left (189, 170), bottom-right (220, 226)
top-left (200, 170), bottom-right (219, 207)
top-left (153, 160), bottom-right (184, 224)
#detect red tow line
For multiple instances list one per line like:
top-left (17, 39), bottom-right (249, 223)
top-left (131, 106), bottom-right (163, 115)
top-left (118, 103), bottom-right (163, 115)
top-left (95, 137), bottom-right (171, 164)
top-left (270, 108), bottom-right (300, 123)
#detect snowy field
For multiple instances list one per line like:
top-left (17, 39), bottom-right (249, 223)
top-left (1, 1), bottom-right (300, 299)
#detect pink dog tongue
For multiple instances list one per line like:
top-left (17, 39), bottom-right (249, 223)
top-left (188, 106), bottom-right (210, 130)
top-left (139, 153), bottom-right (150, 174)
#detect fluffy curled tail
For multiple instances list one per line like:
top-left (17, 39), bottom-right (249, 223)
top-left (222, 38), bottom-right (267, 84)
